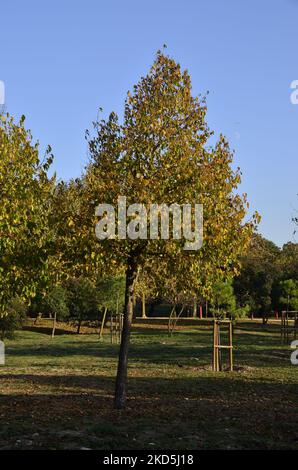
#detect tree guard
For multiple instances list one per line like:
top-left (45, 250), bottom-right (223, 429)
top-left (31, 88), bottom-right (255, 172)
top-left (281, 311), bottom-right (298, 343)
top-left (213, 319), bottom-right (233, 372)
top-left (110, 313), bottom-right (124, 344)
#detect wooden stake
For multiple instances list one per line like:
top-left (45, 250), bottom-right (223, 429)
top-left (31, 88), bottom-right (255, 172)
top-left (229, 321), bottom-right (233, 371)
top-left (99, 307), bottom-right (108, 340)
top-left (213, 319), bottom-right (216, 371)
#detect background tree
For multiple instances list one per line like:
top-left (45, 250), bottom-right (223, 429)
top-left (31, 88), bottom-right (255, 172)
top-left (96, 277), bottom-right (125, 338)
top-left (210, 279), bottom-right (249, 319)
top-left (277, 279), bottom-right (298, 311)
top-left (233, 234), bottom-right (280, 316)
top-left (66, 277), bottom-right (99, 334)
top-left (0, 114), bottom-right (54, 322)
top-left (97, 276), bottom-right (125, 313)
top-left (278, 242), bottom-right (298, 281)
top-left (42, 285), bottom-right (69, 337)
top-left (134, 265), bottom-right (161, 319)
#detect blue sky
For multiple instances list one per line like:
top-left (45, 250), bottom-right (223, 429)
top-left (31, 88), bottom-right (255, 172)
top-left (1, 0), bottom-right (297, 246)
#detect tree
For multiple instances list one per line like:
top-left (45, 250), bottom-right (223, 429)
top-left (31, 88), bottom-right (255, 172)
top-left (96, 276), bottom-right (125, 338)
top-left (210, 280), bottom-right (236, 317)
top-left (210, 279), bottom-right (249, 319)
top-left (66, 277), bottom-right (99, 334)
top-left (0, 297), bottom-right (27, 340)
top-left (278, 243), bottom-right (298, 281)
top-left (0, 114), bottom-right (54, 321)
top-left (85, 52), bottom-right (258, 408)
top-left (42, 286), bottom-right (69, 337)
top-left (134, 267), bottom-right (160, 319)
top-left (143, 260), bottom-right (196, 333)
top-left (278, 279), bottom-right (298, 311)
top-left (233, 234), bottom-right (280, 316)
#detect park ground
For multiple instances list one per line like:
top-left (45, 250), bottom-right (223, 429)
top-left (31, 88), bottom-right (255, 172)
top-left (0, 319), bottom-right (297, 450)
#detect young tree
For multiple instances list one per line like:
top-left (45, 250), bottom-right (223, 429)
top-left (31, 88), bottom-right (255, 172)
top-left (210, 279), bottom-right (249, 319)
top-left (66, 277), bottom-right (99, 334)
top-left (96, 276), bottom-right (125, 338)
top-left (85, 52), bottom-right (258, 408)
top-left (43, 286), bottom-right (69, 337)
top-left (134, 267), bottom-right (160, 319)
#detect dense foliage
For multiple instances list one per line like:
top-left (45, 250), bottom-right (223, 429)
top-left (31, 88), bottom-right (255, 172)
top-left (233, 235), bottom-right (298, 316)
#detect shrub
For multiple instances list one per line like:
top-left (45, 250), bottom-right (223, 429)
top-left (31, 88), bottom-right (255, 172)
top-left (0, 297), bottom-right (27, 340)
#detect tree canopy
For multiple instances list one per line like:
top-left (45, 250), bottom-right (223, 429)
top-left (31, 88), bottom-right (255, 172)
top-left (0, 115), bottom-right (54, 316)
top-left (84, 51), bottom-right (259, 408)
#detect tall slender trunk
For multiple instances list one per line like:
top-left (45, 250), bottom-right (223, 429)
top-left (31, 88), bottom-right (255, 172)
top-left (170, 305), bottom-right (184, 336)
top-left (141, 292), bottom-right (146, 318)
top-left (99, 307), bottom-right (108, 340)
top-left (114, 258), bottom-right (139, 409)
top-left (168, 305), bottom-right (176, 336)
top-left (132, 293), bottom-right (137, 319)
top-left (199, 305), bottom-right (203, 319)
top-left (193, 298), bottom-right (197, 318)
top-left (51, 312), bottom-right (57, 338)
top-left (77, 319), bottom-right (82, 334)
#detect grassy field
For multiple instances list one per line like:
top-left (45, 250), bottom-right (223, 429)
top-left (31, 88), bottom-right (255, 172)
top-left (0, 319), bottom-right (297, 450)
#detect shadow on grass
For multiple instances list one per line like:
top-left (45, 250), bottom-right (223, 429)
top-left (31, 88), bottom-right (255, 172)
top-left (0, 374), bottom-right (297, 450)
top-left (0, 371), bottom-right (297, 398)
top-left (22, 326), bottom-right (76, 336)
top-left (6, 341), bottom-right (291, 370)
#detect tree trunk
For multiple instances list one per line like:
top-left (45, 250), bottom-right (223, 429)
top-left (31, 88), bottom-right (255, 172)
top-left (141, 292), bottom-right (146, 318)
top-left (99, 307), bottom-right (108, 340)
top-left (199, 305), bottom-right (203, 319)
top-left (170, 305), bottom-right (184, 336)
top-left (77, 319), bottom-right (82, 334)
top-left (193, 298), bottom-right (197, 318)
top-left (34, 313), bottom-right (42, 325)
top-left (168, 305), bottom-right (176, 336)
top-left (51, 312), bottom-right (57, 338)
top-left (114, 258), bottom-right (139, 409)
top-left (132, 293), bottom-right (137, 319)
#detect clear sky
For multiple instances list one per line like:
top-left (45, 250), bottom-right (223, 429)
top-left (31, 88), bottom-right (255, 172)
top-left (1, 0), bottom-right (297, 246)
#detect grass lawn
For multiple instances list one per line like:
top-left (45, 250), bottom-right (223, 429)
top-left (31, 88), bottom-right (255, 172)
top-left (0, 320), bottom-right (297, 450)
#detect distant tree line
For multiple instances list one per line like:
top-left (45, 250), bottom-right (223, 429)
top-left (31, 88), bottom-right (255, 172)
top-left (233, 234), bottom-right (298, 317)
